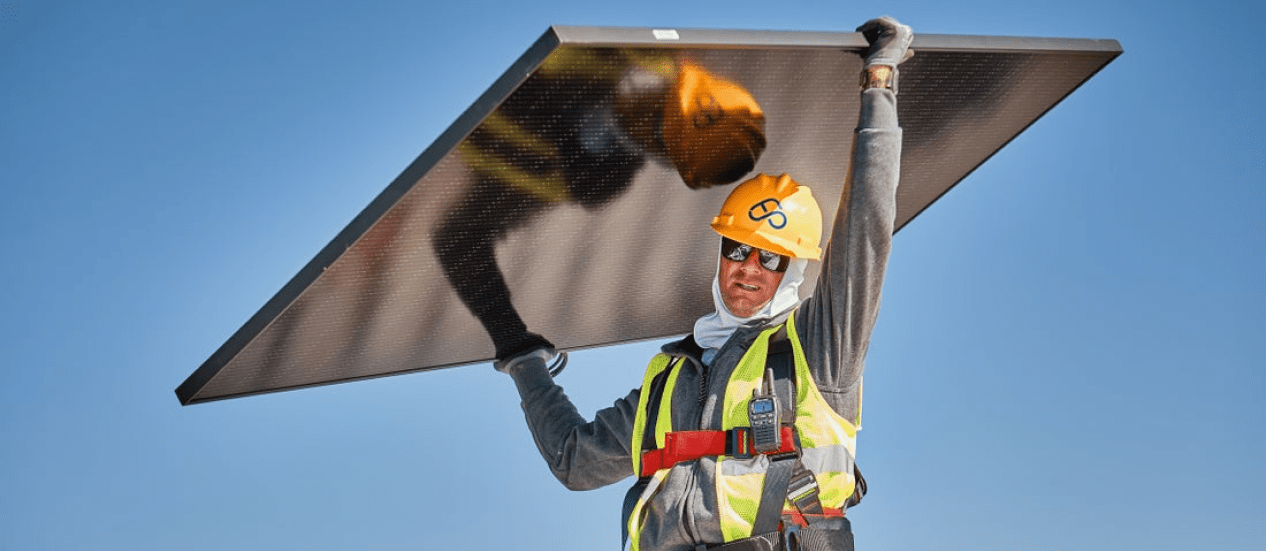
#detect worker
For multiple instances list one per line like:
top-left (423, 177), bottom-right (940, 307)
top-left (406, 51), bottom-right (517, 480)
top-left (493, 16), bottom-right (913, 551)
top-left (433, 50), bottom-right (767, 361)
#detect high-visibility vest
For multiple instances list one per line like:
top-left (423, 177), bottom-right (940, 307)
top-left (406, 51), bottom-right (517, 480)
top-left (626, 313), bottom-right (859, 549)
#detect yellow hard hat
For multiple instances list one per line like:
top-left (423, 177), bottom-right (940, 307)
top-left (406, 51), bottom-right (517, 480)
top-left (662, 62), bottom-right (766, 189)
top-left (711, 173), bottom-right (823, 260)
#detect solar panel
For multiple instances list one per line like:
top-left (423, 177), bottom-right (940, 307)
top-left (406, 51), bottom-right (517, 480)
top-left (177, 26), bottom-right (1121, 405)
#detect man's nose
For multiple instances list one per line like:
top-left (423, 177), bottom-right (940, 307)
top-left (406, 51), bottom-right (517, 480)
top-left (740, 251), bottom-right (764, 272)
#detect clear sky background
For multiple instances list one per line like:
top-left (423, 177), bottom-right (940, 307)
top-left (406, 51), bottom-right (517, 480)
top-left (2, 1), bottom-right (1263, 550)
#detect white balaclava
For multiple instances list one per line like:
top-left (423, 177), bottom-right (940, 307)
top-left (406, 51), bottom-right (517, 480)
top-left (692, 240), bottom-right (808, 365)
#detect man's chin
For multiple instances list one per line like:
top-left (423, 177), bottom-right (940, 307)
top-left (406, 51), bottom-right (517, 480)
top-left (721, 297), bottom-right (771, 318)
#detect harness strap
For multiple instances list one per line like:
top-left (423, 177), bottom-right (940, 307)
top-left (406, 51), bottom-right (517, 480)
top-left (751, 330), bottom-right (801, 534)
top-left (639, 426), bottom-right (796, 477)
top-left (781, 507), bottom-right (844, 529)
top-left (787, 464), bottom-right (824, 517)
top-left (752, 453), bottom-right (796, 535)
top-left (621, 477), bottom-right (650, 547)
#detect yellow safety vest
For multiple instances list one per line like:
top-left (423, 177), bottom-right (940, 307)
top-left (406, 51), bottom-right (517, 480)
top-left (626, 313), bottom-right (859, 549)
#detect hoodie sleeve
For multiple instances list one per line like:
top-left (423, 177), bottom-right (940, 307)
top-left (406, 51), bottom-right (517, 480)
top-left (795, 86), bottom-right (901, 426)
top-left (503, 359), bottom-right (639, 490)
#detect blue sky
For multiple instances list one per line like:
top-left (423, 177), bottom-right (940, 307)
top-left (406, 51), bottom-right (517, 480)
top-left (2, 1), bottom-right (1263, 550)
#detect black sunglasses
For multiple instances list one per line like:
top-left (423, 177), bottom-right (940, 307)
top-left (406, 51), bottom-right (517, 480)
top-left (720, 237), bottom-right (791, 273)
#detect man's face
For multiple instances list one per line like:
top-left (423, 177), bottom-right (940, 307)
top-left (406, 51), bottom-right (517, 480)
top-left (718, 243), bottom-right (786, 318)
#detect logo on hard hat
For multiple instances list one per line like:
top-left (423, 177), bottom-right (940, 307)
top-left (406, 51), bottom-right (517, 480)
top-left (748, 198), bottom-right (787, 229)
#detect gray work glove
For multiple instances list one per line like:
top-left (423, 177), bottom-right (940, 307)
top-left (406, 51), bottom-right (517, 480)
top-left (494, 344), bottom-right (567, 378)
top-left (857, 16), bottom-right (914, 68)
top-left (493, 345), bottom-right (553, 373)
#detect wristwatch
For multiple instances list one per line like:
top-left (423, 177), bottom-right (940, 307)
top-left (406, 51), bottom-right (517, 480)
top-left (860, 65), bottom-right (897, 94)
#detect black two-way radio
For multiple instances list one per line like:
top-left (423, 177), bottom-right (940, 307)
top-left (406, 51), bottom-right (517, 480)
top-left (748, 368), bottom-right (782, 453)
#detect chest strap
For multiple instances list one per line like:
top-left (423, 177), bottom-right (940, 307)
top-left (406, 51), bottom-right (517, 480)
top-left (639, 426), bottom-right (797, 477)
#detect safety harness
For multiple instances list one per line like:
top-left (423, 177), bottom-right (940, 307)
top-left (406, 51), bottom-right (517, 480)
top-left (623, 325), bottom-right (867, 550)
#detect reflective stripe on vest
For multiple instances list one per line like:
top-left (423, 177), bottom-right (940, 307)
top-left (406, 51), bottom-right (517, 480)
top-left (626, 312), bottom-right (858, 548)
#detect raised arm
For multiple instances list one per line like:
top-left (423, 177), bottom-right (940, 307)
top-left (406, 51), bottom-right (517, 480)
top-left (797, 17), bottom-right (912, 425)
